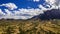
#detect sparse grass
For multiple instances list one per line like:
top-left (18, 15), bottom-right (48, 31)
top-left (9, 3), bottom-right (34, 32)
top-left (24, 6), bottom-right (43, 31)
top-left (0, 19), bottom-right (60, 34)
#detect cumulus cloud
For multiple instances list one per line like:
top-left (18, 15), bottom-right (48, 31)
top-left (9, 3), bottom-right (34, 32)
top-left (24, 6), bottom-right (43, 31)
top-left (33, 0), bottom-right (40, 2)
top-left (0, 2), bottom-right (41, 19)
top-left (0, 8), bottom-right (44, 19)
top-left (45, 0), bottom-right (60, 9)
top-left (0, 9), bottom-right (5, 15)
top-left (45, 0), bottom-right (56, 5)
top-left (2, 15), bottom-right (33, 20)
top-left (4, 9), bottom-right (12, 15)
top-left (18, 8), bottom-right (44, 16)
top-left (0, 3), bottom-right (18, 10)
top-left (38, 4), bottom-right (55, 12)
top-left (38, 0), bottom-right (60, 12)
top-left (28, 0), bottom-right (40, 2)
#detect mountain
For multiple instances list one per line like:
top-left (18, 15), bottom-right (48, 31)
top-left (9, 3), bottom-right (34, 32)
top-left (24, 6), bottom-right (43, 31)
top-left (34, 9), bottom-right (60, 20)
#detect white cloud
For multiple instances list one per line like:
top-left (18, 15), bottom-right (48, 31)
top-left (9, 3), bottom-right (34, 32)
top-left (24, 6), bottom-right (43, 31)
top-left (33, 0), bottom-right (40, 2)
top-left (4, 9), bottom-right (13, 15)
top-left (38, 4), bottom-right (53, 11)
top-left (0, 9), bottom-right (5, 15)
top-left (37, 0), bottom-right (60, 12)
top-left (28, 0), bottom-right (40, 2)
top-left (2, 15), bottom-right (33, 20)
top-left (0, 3), bottom-right (18, 10)
top-left (0, 8), bottom-right (44, 19)
top-left (18, 8), bottom-right (43, 16)
top-left (13, 8), bottom-right (44, 19)
top-left (0, 3), bottom-right (39, 19)
top-left (45, 0), bottom-right (60, 9)
top-left (45, 0), bottom-right (56, 5)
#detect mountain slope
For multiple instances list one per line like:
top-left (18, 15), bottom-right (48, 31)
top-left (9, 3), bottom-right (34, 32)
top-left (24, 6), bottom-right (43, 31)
top-left (36, 9), bottom-right (60, 20)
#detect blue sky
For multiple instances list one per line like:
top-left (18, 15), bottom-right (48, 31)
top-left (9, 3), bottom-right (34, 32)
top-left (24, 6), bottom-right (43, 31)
top-left (0, 0), bottom-right (45, 9)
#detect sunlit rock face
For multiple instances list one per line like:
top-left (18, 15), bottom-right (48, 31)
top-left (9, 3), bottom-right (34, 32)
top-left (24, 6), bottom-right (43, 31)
top-left (36, 9), bottom-right (60, 20)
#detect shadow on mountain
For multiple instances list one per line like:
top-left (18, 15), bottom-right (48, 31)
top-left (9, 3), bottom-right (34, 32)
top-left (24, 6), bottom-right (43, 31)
top-left (36, 9), bottom-right (60, 20)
